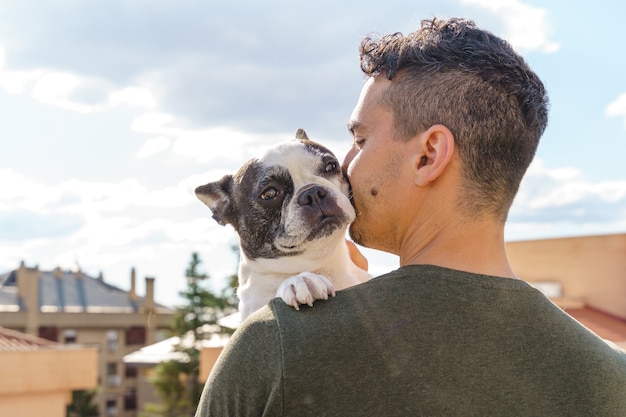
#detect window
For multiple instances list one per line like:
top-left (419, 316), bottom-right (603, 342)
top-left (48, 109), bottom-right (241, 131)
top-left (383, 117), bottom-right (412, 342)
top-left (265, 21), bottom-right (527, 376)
top-left (530, 281), bottom-right (563, 298)
top-left (125, 364), bottom-right (138, 378)
top-left (106, 330), bottom-right (118, 351)
top-left (124, 388), bottom-right (137, 411)
top-left (105, 398), bottom-right (118, 416)
top-left (38, 326), bottom-right (58, 342)
top-left (107, 362), bottom-right (117, 375)
top-left (125, 326), bottom-right (146, 345)
top-left (63, 329), bottom-right (77, 344)
top-left (107, 362), bottom-right (120, 386)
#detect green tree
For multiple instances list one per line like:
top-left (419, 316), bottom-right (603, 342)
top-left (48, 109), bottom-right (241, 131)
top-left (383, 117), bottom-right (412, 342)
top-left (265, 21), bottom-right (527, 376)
top-left (142, 252), bottom-right (237, 416)
top-left (174, 252), bottom-right (237, 335)
top-left (66, 389), bottom-right (98, 417)
top-left (141, 361), bottom-right (191, 417)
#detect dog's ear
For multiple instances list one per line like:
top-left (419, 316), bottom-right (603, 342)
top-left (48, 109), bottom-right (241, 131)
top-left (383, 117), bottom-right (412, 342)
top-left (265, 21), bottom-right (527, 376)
top-left (295, 128), bottom-right (309, 140)
top-left (195, 175), bottom-right (234, 226)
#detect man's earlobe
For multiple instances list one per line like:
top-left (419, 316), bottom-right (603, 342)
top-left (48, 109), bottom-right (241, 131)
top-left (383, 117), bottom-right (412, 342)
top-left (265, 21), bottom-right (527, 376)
top-left (414, 124), bottom-right (455, 186)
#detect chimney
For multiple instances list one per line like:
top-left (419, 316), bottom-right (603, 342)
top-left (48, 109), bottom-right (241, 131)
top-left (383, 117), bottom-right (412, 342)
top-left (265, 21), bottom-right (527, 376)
top-left (54, 267), bottom-right (63, 279)
top-left (97, 271), bottom-right (104, 282)
top-left (143, 276), bottom-right (156, 345)
top-left (129, 267), bottom-right (137, 302)
top-left (143, 276), bottom-right (155, 312)
top-left (16, 261), bottom-right (40, 336)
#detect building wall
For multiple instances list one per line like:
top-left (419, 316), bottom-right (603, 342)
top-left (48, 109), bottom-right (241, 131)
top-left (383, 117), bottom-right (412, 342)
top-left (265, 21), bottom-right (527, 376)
top-left (0, 346), bottom-right (98, 417)
top-left (0, 391), bottom-right (70, 417)
top-left (2, 319), bottom-right (172, 417)
top-left (199, 347), bottom-right (224, 383)
top-left (506, 233), bottom-right (626, 319)
top-left (0, 266), bottom-right (175, 417)
top-left (136, 367), bottom-right (162, 409)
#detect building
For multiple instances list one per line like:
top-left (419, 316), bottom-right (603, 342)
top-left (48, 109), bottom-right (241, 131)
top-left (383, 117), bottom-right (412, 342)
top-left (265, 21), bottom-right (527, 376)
top-left (0, 262), bottom-right (176, 417)
top-left (506, 232), bottom-right (626, 349)
top-left (123, 325), bottom-right (230, 411)
top-left (0, 326), bottom-right (98, 417)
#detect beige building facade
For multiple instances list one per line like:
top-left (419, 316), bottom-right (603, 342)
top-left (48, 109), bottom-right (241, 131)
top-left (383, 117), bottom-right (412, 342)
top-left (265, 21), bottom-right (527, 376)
top-left (0, 262), bottom-right (176, 417)
top-left (0, 327), bottom-right (98, 417)
top-left (506, 232), bottom-right (626, 347)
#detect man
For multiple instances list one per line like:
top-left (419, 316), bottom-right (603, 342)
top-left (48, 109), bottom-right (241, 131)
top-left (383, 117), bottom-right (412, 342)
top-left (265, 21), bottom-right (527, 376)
top-left (195, 17), bottom-right (626, 416)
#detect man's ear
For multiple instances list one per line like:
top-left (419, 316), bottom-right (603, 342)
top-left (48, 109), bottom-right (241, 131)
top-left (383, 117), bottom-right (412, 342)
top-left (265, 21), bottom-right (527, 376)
top-left (413, 124), bottom-right (455, 186)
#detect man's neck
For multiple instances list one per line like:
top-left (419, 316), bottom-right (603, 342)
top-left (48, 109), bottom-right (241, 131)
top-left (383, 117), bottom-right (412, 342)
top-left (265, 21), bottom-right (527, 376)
top-left (398, 217), bottom-right (517, 279)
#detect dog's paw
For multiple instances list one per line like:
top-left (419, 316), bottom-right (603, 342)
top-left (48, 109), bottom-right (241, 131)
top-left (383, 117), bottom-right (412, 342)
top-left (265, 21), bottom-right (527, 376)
top-left (276, 272), bottom-right (336, 310)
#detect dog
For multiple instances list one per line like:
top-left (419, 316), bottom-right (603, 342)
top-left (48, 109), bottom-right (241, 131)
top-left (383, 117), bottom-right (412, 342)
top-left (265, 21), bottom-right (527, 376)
top-left (195, 128), bottom-right (371, 320)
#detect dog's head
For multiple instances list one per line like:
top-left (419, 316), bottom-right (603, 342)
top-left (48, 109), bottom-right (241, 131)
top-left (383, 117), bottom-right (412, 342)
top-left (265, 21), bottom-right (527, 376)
top-left (195, 129), bottom-right (354, 261)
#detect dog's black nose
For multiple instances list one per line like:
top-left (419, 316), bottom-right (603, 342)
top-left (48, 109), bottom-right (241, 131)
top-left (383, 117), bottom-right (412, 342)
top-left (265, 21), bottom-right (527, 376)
top-left (298, 186), bottom-right (328, 207)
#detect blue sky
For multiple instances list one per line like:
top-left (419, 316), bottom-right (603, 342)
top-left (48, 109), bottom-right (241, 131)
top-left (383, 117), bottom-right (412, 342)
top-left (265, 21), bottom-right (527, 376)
top-left (1, 0), bottom-right (625, 307)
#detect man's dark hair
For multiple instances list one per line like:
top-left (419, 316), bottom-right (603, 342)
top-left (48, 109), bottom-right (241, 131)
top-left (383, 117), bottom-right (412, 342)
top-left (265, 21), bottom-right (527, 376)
top-left (359, 17), bottom-right (549, 220)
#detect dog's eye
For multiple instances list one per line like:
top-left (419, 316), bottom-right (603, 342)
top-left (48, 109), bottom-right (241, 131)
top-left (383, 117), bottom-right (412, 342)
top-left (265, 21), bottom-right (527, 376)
top-left (260, 187), bottom-right (279, 200)
top-left (325, 160), bottom-right (338, 173)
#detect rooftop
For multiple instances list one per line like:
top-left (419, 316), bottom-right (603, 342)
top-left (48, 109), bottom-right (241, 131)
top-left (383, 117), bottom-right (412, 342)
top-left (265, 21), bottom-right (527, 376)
top-left (566, 306), bottom-right (626, 348)
top-left (0, 265), bottom-right (173, 313)
top-left (0, 327), bottom-right (58, 351)
top-left (124, 325), bottom-right (230, 366)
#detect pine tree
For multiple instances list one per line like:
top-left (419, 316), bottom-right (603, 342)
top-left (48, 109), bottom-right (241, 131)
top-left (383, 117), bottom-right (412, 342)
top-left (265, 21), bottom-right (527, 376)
top-left (143, 252), bottom-right (237, 416)
top-left (66, 389), bottom-right (98, 417)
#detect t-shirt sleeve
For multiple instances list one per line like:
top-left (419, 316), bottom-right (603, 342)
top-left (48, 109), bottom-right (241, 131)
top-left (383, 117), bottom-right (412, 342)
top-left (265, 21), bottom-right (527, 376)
top-left (195, 305), bottom-right (284, 417)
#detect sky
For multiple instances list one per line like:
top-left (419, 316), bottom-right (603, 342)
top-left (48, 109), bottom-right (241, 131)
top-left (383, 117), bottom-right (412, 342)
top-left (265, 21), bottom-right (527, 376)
top-left (1, 0), bottom-right (625, 308)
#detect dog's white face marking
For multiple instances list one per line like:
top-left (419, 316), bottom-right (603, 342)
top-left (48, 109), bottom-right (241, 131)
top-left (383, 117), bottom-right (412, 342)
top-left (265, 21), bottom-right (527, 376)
top-left (195, 133), bottom-right (354, 262)
top-left (261, 142), bottom-right (355, 253)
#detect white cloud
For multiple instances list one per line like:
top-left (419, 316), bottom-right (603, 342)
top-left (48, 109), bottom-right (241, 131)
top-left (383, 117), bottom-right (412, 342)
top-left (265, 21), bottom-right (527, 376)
top-left (0, 168), bottom-right (199, 217)
top-left (70, 216), bottom-right (184, 247)
top-left (110, 86), bottom-right (156, 108)
top-left (31, 72), bottom-right (157, 113)
top-left (506, 159), bottom-right (626, 241)
top-left (461, 0), bottom-right (560, 53)
top-left (606, 92), bottom-right (626, 128)
top-left (31, 72), bottom-right (93, 112)
top-left (0, 69), bottom-right (41, 94)
top-left (135, 136), bottom-right (171, 159)
top-left (511, 159), bottom-right (626, 217)
top-left (1, 42), bottom-right (157, 112)
top-left (172, 127), bottom-right (295, 164)
top-left (523, 180), bottom-right (626, 209)
top-left (0, 44), bottom-right (41, 94)
top-left (131, 112), bottom-right (178, 134)
top-left (0, 168), bottom-right (58, 212)
top-left (129, 113), bottom-right (295, 165)
top-left (0, 166), bottom-right (240, 306)
top-left (172, 128), bottom-right (253, 163)
top-left (517, 159), bottom-right (626, 206)
top-left (525, 160), bottom-right (580, 181)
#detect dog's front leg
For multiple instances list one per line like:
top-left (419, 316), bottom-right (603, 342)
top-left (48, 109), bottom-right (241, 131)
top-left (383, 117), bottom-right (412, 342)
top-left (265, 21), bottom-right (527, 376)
top-left (276, 272), bottom-right (336, 310)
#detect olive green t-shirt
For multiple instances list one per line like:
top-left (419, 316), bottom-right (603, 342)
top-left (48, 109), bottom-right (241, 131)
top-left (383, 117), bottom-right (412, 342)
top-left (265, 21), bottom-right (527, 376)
top-left (196, 265), bottom-right (626, 416)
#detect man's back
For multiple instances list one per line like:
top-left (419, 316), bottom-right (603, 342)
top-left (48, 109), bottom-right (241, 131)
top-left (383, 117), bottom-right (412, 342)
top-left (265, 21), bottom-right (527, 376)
top-left (197, 265), bottom-right (626, 416)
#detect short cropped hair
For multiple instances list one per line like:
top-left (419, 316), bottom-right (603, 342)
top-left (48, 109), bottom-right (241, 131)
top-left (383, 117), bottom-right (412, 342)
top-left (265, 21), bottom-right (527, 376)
top-left (359, 17), bottom-right (549, 220)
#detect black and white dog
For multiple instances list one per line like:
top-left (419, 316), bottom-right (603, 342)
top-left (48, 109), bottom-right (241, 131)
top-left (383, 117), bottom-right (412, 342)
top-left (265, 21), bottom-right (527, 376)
top-left (195, 129), bottom-right (371, 320)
